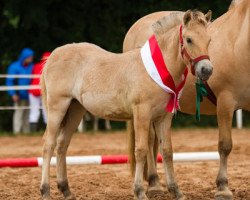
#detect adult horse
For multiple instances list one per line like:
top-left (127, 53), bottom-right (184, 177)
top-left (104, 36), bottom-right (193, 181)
top-left (123, 0), bottom-right (250, 199)
top-left (40, 10), bottom-right (212, 200)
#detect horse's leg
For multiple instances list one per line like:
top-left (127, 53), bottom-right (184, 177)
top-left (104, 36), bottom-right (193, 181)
top-left (155, 114), bottom-right (185, 200)
top-left (147, 123), bottom-right (163, 194)
top-left (215, 92), bottom-right (236, 200)
top-left (56, 100), bottom-right (85, 200)
top-left (133, 105), bottom-right (150, 200)
top-left (40, 97), bottom-right (72, 200)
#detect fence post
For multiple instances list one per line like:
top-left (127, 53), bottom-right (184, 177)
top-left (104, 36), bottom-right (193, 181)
top-left (236, 109), bottom-right (243, 129)
top-left (78, 119), bottom-right (84, 132)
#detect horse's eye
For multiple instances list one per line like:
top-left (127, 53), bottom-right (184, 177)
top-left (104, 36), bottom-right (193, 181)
top-left (186, 37), bottom-right (192, 44)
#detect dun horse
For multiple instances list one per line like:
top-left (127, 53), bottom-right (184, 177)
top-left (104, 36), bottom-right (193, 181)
top-left (40, 10), bottom-right (212, 200)
top-left (123, 0), bottom-right (250, 199)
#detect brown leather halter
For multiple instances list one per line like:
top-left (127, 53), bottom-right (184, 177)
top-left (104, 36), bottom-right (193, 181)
top-left (179, 25), bottom-right (210, 75)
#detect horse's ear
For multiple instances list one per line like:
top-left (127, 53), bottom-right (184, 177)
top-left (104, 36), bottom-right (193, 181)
top-left (205, 10), bottom-right (212, 22)
top-left (183, 10), bottom-right (192, 25)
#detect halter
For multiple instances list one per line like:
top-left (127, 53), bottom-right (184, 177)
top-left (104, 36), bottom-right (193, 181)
top-left (179, 25), bottom-right (210, 75)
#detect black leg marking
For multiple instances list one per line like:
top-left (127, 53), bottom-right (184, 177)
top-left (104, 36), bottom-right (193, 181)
top-left (148, 174), bottom-right (160, 187)
top-left (40, 183), bottom-right (50, 197)
top-left (134, 184), bottom-right (144, 198)
top-left (168, 183), bottom-right (180, 198)
top-left (216, 177), bottom-right (228, 190)
top-left (58, 180), bottom-right (71, 197)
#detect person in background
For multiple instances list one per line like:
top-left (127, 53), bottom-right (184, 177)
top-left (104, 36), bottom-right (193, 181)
top-left (6, 48), bottom-right (34, 134)
top-left (29, 52), bottom-right (50, 132)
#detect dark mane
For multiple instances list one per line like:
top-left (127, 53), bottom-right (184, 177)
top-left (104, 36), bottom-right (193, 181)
top-left (152, 10), bottom-right (207, 35)
top-left (152, 11), bottom-right (184, 35)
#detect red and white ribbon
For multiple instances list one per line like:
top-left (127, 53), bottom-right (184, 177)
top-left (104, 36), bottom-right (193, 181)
top-left (141, 35), bottom-right (188, 113)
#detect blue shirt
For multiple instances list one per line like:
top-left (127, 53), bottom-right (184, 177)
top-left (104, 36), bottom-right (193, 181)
top-left (6, 48), bottom-right (34, 100)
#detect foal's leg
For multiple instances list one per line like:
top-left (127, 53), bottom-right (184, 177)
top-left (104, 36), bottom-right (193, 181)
top-left (40, 97), bottom-right (72, 200)
top-left (215, 92), bottom-right (236, 200)
top-left (155, 114), bottom-right (185, 200)
top-left (133, 105), bottom-right (150, 200)
top-left (147, 123), bottom-right (163, 194)
top-left (56, 100), bottom-right (85, 200)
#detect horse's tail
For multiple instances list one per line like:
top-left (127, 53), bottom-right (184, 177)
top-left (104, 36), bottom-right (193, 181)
top-left (40, 68), bottom-right (47, 140)
top-left (41, 74), bottom-right (47, 112)
top-left (128, 120), bottom-right (148, 179)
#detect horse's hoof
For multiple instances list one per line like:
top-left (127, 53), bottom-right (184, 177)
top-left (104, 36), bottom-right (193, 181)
top-left (65, 194), bottom-right (76, 200)
top-left (177, 195), bottom-right (186, 200)
top-left (140, 196), bottom-right (149, 200)
top-left (42, 197), bottom-right (51, 200)
top-left (147, 185), bottom-right (164, 198)
top-left (147, 184), bottom-right (164, 195)
top-left (215, 189), bottom-right (233, 200)
top-left (134, 194), bottom-right (149, 200)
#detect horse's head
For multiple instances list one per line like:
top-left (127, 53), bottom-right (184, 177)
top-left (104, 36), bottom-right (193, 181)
top-left (181, 10), bottom-right (213, 81)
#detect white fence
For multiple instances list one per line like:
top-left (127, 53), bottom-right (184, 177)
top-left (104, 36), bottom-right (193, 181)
top-left (0, 74), bottom-right (41, 110)
top-left (0, 74), bottom-right (244, 128)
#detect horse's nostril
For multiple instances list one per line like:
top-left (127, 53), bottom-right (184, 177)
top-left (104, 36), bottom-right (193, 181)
top-left (201, 67), bottom-right (212, 75)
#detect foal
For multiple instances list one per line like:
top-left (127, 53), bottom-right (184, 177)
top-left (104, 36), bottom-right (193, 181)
top-left (40, 10), bottom-right (212, 200)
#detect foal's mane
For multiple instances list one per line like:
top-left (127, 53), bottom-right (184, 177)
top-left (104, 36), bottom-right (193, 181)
top-left (152, 11), bottom-right (183, 35)
top-left (152, 10), bottom-right (208, 35)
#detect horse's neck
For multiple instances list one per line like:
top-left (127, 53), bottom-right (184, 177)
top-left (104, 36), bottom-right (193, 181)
top-left (157, 27), bottom-right (186, 85)
top-left (213, 1), bottom-right (250, 44)
top-left (238, 0), bottom-right (250, 48)
top-left (231, 2), bottom-right (249, 55)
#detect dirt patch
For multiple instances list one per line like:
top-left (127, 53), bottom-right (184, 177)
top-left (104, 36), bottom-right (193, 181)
top-left (0, 129), bottom-right (250, 199)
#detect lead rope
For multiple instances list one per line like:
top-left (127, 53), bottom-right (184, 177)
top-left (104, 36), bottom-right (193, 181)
top-left (195, 78), bottom-right (208, 121)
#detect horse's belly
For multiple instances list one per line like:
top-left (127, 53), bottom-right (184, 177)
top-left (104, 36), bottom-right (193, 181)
top-left (81, 92), bottom-right (131, 120)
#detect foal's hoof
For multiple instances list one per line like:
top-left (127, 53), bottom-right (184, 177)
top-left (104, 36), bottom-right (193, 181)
top-left (177, 195), bottom-right (186, 200)
top-left (42, 197), bottom-right (51, 200)
top-left (134, 194), bottom-right (149, 200)
top-left (65, 194), bottom-right (76, 200)
top-left (215, 189), bottom-right (233, 200)
top-left (147, 184), bottom-right (164, 195)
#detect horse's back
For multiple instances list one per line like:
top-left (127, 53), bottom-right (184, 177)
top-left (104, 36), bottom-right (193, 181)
top-left (123, 11), bottom-right (175, 52)
top-left (42, 43), bottom-right (111, 100)
top-left (49, 42), bottom-right (110, 63)
top-left (43, 42), bottom-right (114, 82)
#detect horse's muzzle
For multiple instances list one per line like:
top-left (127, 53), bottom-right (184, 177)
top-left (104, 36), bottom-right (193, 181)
top-left (195, 59), bottom-right (213, 81)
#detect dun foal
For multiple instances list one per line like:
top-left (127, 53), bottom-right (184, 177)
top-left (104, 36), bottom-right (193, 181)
top-left (40, 10), bottom-right (212, 200)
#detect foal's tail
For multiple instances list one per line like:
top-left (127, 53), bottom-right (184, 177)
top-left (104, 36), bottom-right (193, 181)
top-left (40, 73), bottom-right (47, 112)
top-left (128, 120), bottom-right (148, 179)
top-left (40, 70), bottom-right (47, 140)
